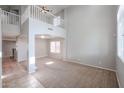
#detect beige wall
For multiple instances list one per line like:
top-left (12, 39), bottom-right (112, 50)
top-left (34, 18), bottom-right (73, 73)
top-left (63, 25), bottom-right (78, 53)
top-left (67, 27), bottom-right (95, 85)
top-left (2, 40), bottom-right (16, 58)
top-left (65, 5), bottom-right (118, 70)
top-left (35, 38), bottom-right (48, 58)
top-left (0, 13), bottom-right (2, 87)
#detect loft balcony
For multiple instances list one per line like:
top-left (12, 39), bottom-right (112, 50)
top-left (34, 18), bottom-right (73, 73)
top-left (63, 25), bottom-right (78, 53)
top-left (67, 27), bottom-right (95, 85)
top-left (0, 9), bottom-right (20, 40)
top-left (21, 5), bottom-right (66, 38)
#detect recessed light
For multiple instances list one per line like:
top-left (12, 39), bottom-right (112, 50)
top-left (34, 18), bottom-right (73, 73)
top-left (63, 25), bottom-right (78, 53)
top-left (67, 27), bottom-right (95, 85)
top-left (45, 61), bottom-right (54, 65)
top-left (40, 36), bottom-right (45, 38)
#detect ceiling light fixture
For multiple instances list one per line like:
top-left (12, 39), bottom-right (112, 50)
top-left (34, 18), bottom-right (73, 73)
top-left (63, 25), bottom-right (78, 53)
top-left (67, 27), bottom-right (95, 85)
top-left (40, 36), bottom-right (45, 39)
top-left (39, 5), bottom-right (52, 13)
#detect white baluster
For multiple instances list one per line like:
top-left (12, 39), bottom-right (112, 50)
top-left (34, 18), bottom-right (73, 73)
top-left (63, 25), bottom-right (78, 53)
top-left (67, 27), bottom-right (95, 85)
top-left (35, 7), bottom-right (37, 19)
top-left (7, 12), bottom-right (9, 24)
top-left (7, 13), bottom-right (9, 24)
top-left (12, 16), bottom-right (15, 24)
top-left (14, 15), bottom-right (15, 25)
top-left (33, 5), bottom-right (35, 18)
top-left (5, 12), bottom-right (8, 24)
top-left (9, 14), bottom-right (10, 24)
top-left (9, 13), bottom-right (10, 24)
top-left (34, 7), bottom-right (36, 18)
top-left (41, 10), bottom-right (42, 21)
top-left (36, 7), bottom-right (38, 19)
top-left (2, 11), bottom-right (3, 24)
top-left (5, 12), bottom-right (7, 24)
top-left (32, 5), bottom-right (34, 18)
top-left (31, 5), bottom-right (32, 18)
top-left (12, 14), bottom-right (13, 24)
top-left (40, 11), bottom-right (42, 21)
top-left (4, 11), bottom-right (5, 24)
top-left (13, 16), bottom-right (15, 24)
top-left (37, 8), bottom-right (39, 20)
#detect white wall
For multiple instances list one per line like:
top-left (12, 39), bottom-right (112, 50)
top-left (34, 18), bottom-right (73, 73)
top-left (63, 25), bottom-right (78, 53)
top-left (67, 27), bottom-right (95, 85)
top-left (16, 37), bottom-right (28, 62)
top-left (65, 5), bottom-right (118, 70)
top-left (17, 37), bottom-right (49, 62)
top-left (2, 40), bottom-right (16, 58)
top-left (0, 11), bottom-right (2, 88)
top-left (116, 6), bottom-right (124, 88)
top-left (35, 38), bottom-right (48, 58)
top-left (21, 5), bottom-right (29, 24)
top-left (20, 18), bottom-right (29, 37)
top-left (17, 19), bottom-right (29, 62)
top-left (29, 18), bottom-right (66, 38)
top-left (2, 24), bottom-right (20, 38)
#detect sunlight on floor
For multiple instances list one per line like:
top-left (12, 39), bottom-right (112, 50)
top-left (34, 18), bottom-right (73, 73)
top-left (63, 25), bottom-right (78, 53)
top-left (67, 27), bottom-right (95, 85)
top-left (1, 75), bottom-right (9, 79)
top-left (45, 61), bottom-right (54, 65)
top-left (1, 74), bottom-right (12, 79)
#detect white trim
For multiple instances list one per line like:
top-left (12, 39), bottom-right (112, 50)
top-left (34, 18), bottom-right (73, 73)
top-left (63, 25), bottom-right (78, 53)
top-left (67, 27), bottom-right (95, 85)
top-left (35, 55), bottom-right (48, 59)
top-left (2, 56), bottom-right (10, 58)
top-left (1, 9), bottom-right (20, 17)
top-left (2, 38), bottom-right (16, 41)
top-left (28, 69), bottom-right (36, 74)
top-left (65, 58), bottom-right (116, 72)
top-left (18, 58), bottom-right (27, 62)
top-left (116, 71), bottom-right (122, 88)
top-left (18, 55), bottom-right (48, 62)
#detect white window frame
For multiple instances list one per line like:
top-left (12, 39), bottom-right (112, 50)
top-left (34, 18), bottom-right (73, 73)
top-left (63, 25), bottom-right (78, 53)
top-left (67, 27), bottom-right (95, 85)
top-left (50, 41), bottom-right (60, 53)
top-left (117, 21), bottom-right (124, 61)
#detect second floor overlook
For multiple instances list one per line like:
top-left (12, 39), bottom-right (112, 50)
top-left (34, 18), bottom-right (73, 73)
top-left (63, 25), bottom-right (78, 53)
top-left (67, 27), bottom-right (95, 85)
top-left (0, 5), bottom-right (69, 40)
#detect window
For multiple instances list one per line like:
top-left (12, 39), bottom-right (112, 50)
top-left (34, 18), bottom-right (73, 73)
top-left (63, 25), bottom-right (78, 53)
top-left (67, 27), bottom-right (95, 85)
top-left (117, 6), bottom-right (124, 62)
top-left (53, 16), bottom-right (61, 26)
top-left (117, 25), bottom-right (124, 61)
top-left (50, 41), bottom-right (60, 53)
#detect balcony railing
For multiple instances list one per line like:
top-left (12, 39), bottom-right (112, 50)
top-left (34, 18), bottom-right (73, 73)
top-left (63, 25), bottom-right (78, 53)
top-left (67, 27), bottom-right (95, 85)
top-left (0, 9), bottom-right (20, 25)
top-left (21, 5), bottom-right (64, 28)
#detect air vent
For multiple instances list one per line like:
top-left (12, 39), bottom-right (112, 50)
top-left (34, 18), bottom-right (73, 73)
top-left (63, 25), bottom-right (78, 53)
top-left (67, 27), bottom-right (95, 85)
top-left (48, 28), bottom-right (53, 31)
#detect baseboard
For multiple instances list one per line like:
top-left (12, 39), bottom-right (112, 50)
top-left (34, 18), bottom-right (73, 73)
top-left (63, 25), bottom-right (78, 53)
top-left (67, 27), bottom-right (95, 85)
top-left (116, 71), bottom-right (121, 88)
top-left (36, 55), bottom-right (48, 59)
top-left (18, 56), bottom-right (48, 62)
top-left (65, 58), bottom-right (116, 72)
top-left (2, 56), bottom-right (10, 58)
top-left (18, 58), bottom-right (27, 62)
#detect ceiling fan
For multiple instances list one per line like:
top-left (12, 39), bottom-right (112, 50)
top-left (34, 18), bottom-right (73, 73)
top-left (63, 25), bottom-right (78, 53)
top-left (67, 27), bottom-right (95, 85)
top-left (39, 5), bottom-right (52, 13)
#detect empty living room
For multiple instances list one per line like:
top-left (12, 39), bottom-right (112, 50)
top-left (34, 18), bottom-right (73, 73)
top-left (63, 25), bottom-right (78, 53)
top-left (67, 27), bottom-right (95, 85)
top-left (0, 1), bottom-right (124, 91)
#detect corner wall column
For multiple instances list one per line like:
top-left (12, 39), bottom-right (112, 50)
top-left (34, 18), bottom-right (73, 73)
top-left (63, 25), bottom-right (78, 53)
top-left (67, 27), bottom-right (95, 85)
top-left (28, 32), bottom-right (36, 73)
top-left (0, 8), bottom-right (2, 88)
